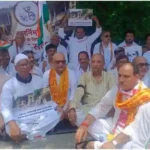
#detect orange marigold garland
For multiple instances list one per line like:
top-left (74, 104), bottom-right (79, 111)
top-left (116, 83), bottom-right (150, 126)
top-left (49, 68), bottom-right (69, 107)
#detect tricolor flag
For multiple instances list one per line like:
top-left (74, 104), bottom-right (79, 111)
top-left (0, 40), bottom-right (11, 49)
top-left (37, 1), bottom-right (50, 46)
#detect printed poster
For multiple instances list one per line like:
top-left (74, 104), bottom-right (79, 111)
top-left (68, 9), bottom-right (93, 26)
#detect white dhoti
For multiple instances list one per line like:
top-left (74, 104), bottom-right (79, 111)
top-left (6, 110), bottom-right (61, 140)
top-left (88, 118), bottom-right (132, 149)
top-left (76, 109), bottom-right (86, 127)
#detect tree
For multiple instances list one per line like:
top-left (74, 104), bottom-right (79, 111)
top-left (76, 1), bottom-right (150, 45)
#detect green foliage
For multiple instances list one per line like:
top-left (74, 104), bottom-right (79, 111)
top-left (76, 1), bottom-right (150, 44)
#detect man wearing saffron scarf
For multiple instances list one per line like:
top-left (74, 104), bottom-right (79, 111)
top-left (0, 54), bottom-right (61, 142)
top-left (75, 63), bottom-right (150, 149)
top-left (43, 52), bottom-right (77, 119)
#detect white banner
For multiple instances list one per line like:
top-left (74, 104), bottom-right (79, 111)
top-left (68, 9), bottom-right (93, 26)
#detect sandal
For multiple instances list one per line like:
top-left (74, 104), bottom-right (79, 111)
top-left (75, 139), bottom-right (96, 149)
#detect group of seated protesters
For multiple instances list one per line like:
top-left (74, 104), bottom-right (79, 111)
top-left (0, 45), bottom-right (150, 149)
top-left (1, 17), bottom-right (150, 148)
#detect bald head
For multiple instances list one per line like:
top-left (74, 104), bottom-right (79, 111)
top-left (119, 63), bottom-right (139, 75)
top-left (132, 56), bottom-right (148, 79)
top-left (132, 56), bottom-right (147, 65)
top-left (91, 54), bottom-right (104, 74)
top-left (52, 53), bottom-right (66, 74)
top-left (118, 63), bottom-right (139, 91)
top-left (53, 52), bottom-right (65, 61)
top-left (92, 54), bottom-right (104, 63)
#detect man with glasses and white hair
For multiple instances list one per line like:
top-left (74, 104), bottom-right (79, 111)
top-left (132, 56), bottom-right (150, 87)
top-left (93, 31), bottom-right (117, 71)
top-left (43, 52), bottom-right (77, 120)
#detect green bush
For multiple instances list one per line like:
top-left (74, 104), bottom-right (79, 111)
top-left (76, 1), bottom-right (150, 45)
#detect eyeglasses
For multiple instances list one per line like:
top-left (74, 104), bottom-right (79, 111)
top-left (105, 35), bottom-right (111, 38)
top-left (137, 63), bottom-right (149, 67)
top-left (55, 60), bottom-right (66, 64)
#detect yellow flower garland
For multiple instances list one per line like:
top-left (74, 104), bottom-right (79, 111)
top-left (49, 68), bottom-right (69, 107)
top-left (116, 86), bottom-right (150, 126)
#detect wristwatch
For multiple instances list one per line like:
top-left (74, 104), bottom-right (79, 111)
top-left (112, 140), bottom-right (118, 146)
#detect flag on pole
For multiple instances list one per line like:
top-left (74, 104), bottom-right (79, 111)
top-left (37, 1), bottom-right (50, 46)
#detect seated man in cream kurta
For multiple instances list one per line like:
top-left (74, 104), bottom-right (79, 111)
top-left (75, 63), bottom-right (150, 149)
top-left (43, 52), bottom-right (77, 119)
top-left (68, 54), bottom-right (115, 126)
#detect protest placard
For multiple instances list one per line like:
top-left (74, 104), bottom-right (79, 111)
top-left (68, 9), bottom-right (93, 26)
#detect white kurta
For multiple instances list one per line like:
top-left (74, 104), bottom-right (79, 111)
top-left (143, 51), bottom-right (150, 70)
top-left (39, 59), bottom-right (51, 73)
top-left (87, 82), bottom-right (147, 148)
top-left (142, 72), bottom-right (150, 88)
top-left (109, 67), bottom-right (118, 85)
top-left (70, 65), bottom-right (90, 82)
top-left (118, 41), bottom-right (142, 62)
top-left (58, 28), bottom-right (102, 70)
top-left (0, 75), bottom-right (60, 140)
top-left (8, 43), bottom-right (32, 62)
top-left (43, 68), bottom-right (77, 110)
top-left (118, 41), bottom-right (138, 48)
top-left (30, 65), bottom-right (43, 77)
top-left (131, 102), bottom-right (150, 149)
top-left (3, 62), bottom-right (16, 77)
top-left (0, 73), bottom-right (11, 94)
top-left (93, 42), bottom-right (117, 71)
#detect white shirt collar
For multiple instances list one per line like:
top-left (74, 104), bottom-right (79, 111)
top-left (119, 81), bottom-right (141, 96)
top-left (75, 36), bottom-right (88, 42)
top-left (78, 65), bottom-right (90, 72)
top-left (122, 41), bottom-right (136, 47)
top-left (101, 42), bottom-right (111, 48)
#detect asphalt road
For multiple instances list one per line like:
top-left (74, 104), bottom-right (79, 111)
top-left (0, 133), bottom-right (75, 149)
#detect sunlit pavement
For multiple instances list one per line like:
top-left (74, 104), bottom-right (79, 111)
top-left (0, 133), bottom-right (75, 149)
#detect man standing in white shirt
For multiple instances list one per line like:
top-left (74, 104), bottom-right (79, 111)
top-left (132, 56), bottom-right (150, 87)
top-left (118, 30), bottom-right (142, 62)
top-left (58, 16), bottom-right (101, 70)
top-left (75, 63), bottom-right (150, 149)
top-left (93, 31), bottom-right (117, 71)
top-left (8, 32), bottom-right (32, 63)
top-left (118, 29), bottom-right (138, 48)
top-left (43, 52), bottom-right (77, 120)
top-left (39, 44), bottom-right (57, 73)
top-left (75, 51), bottom-right (90, 81)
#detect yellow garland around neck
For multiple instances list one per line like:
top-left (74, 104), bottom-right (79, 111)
top-left (116, 84), bottom-right (150, 126)
top-left (49, 68), bottom-right (69, 107)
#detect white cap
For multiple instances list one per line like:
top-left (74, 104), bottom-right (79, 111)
top-left (14, 54), bottom-right (28, 66)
